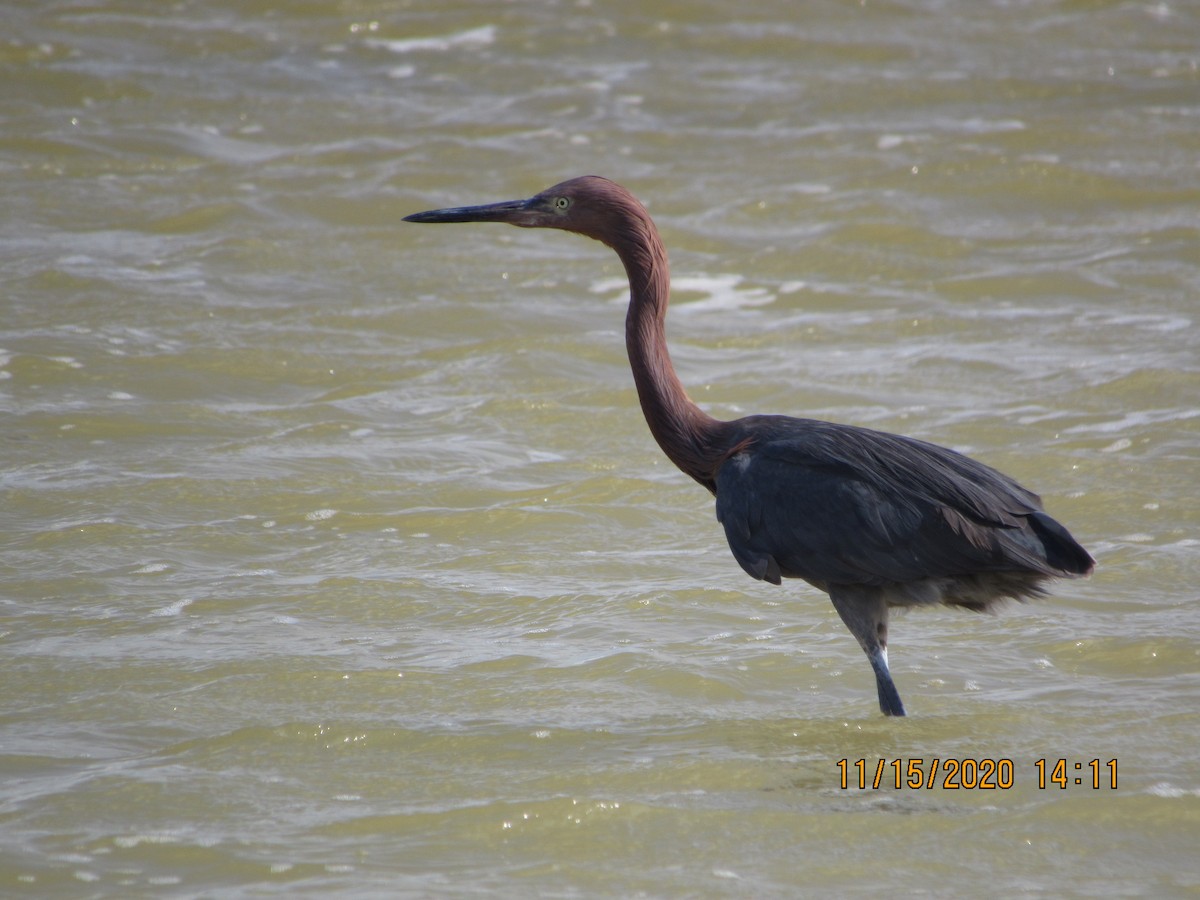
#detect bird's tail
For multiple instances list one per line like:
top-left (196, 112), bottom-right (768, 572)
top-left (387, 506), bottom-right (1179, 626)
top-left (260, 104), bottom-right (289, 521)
top-left (1027, 511), bottom-right (1095, 577)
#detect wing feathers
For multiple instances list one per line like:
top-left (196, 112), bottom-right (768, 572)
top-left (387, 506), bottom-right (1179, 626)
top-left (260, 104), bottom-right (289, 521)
top-left (714, 420), bottom-right (1088, 589)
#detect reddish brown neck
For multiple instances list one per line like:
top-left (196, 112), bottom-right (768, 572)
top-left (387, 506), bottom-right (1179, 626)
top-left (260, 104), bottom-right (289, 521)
top-left (610, 223), bottom-right (728, 491)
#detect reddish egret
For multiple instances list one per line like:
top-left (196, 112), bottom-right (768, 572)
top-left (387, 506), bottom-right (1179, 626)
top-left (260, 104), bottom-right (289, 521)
top-left (404, 176), bottom-right (1094, 716)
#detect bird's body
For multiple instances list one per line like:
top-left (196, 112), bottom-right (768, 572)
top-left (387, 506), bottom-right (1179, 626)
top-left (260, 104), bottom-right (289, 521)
top-left (405, 175), bottom-right (1094, 716)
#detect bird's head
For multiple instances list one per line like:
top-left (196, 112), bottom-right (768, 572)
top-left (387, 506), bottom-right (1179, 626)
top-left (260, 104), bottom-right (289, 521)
top-left (403, 175), bottom-right (651, 249)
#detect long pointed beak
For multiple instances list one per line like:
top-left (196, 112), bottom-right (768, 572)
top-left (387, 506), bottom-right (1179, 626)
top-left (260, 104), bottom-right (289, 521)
top-left (403, 197), bottom-right (534, 225)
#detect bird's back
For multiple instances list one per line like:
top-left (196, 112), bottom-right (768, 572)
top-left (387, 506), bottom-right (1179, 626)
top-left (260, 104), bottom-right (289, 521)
top-left (714, 416), bottom-right (1093, 609)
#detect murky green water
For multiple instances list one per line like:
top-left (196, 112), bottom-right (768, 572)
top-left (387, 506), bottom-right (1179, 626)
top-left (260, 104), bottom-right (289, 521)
top-left (3, 1), bottom-right (1198, 896)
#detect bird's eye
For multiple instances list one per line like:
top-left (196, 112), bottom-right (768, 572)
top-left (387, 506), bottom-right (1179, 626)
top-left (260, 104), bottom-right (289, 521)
top-left (554, 197), bottom-right (571, 211)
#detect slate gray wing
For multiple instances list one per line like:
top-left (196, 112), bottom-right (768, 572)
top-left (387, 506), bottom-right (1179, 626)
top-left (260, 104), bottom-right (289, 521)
top-left (713, 431), bottom-right (1059, 588)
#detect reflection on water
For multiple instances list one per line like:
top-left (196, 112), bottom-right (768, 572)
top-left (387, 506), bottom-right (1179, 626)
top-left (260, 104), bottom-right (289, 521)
top-left (2, 0), bottom-right (1198, 895)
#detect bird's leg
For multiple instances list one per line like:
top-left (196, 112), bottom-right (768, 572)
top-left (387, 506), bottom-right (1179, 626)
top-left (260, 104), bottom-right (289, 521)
top-left (828, 587), bottom-right (907, 717)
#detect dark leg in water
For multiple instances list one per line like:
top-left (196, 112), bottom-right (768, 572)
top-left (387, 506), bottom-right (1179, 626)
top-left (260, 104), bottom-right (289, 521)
top-left (829, 586), bottom-right (906, 717)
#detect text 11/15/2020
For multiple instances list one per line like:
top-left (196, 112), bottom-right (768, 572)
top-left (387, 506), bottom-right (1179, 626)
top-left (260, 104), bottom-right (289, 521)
top-left (837, 758), bottom-right (1118, 790)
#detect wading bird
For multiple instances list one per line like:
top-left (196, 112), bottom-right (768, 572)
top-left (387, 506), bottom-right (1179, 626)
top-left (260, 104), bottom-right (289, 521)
top-left (404, 176), bottom-right (1093, 716)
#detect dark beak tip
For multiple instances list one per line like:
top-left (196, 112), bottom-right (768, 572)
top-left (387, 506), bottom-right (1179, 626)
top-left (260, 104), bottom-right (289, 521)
top-left (403, 209), bottom-right (456, 224)
top-left (402, 197), bottom-right (534, 225)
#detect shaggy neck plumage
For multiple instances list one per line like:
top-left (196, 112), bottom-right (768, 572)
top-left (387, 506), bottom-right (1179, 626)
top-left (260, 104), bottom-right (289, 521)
top-left (604, 210), bottom-right (728, 491)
